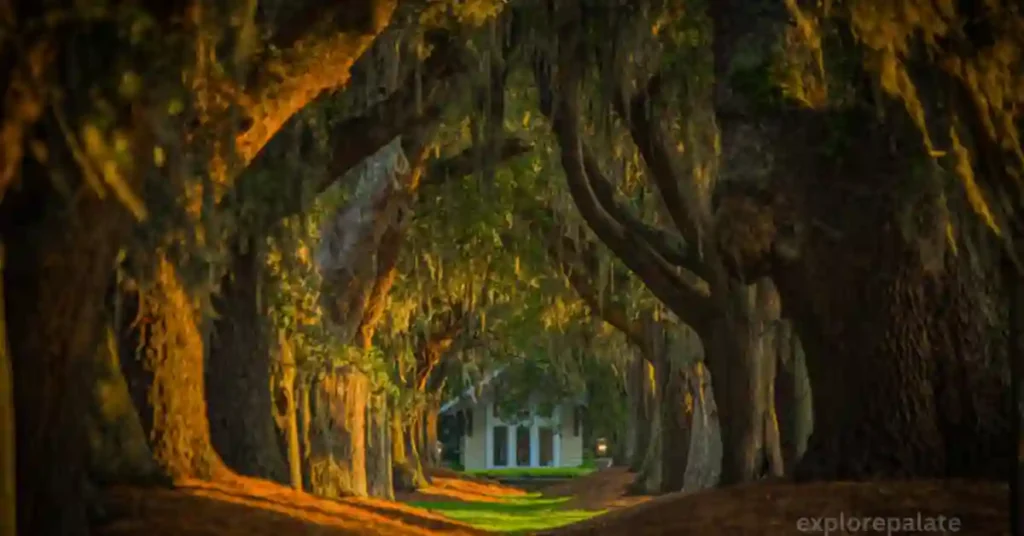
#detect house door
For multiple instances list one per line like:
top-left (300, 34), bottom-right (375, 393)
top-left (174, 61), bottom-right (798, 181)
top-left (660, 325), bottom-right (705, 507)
top-left (515, 426), bottom-right (531, 466)
top-left (538, 426), bottom-right (554, 467)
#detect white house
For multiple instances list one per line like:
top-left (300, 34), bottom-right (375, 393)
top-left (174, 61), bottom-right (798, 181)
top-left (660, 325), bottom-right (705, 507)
top-left (439, 369), bottom-right (586, 471)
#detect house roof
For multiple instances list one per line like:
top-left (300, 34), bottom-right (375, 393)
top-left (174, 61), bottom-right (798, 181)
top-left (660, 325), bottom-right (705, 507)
top-left (439, 365), bottom-right (507, 415)
top-left (438, 365), bottom-right (588, 416)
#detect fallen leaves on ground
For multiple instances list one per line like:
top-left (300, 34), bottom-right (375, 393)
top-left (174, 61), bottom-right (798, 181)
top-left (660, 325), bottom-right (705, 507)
top-left (96, 473), bottom-right (486, 536)
top-left (395, 468), bottom-right (528, 504)
top-left (542, 468), bottom-right (650, 512)
top-left (538, 479), bottom-right (1009, 536)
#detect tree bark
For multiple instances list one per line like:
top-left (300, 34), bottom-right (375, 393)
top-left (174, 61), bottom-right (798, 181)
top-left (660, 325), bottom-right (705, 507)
top-left (120, 258), bottom-right (229, 482)
top-left (625, 354), bottom-right (654, 471)
top-left (422, 399), bottom-right (441, 469)
top-left (631, 399), bottom-right (662, 495)
top-left (271, 333), bottom-right (303, 490)
top-left (1008, 255), bottom-right (1024, 535)
top-left (85, 324), bottom-right (164, 486)
top-left (392, 407), bottom-right (429, 492)
top-left (308, 367), bottom-right (369, 497)
top-left (207, 245), bottom-right (288, 483)
top-left (655, 341), bottom-right (692, 493)
top-left (764, 148), bottom-right (1012, 480)
top-left (696, 283), bottom-right (764, 486)
top-left (366, 394), bottom-right (394, 499)
top-left (0, 243), bottom-right (15, 536)
top-left (3, 179), bottom-right (133, 535)
top-left (774, 320), bottom-right (812, 476)
top-left (298, 377), bottom-right (314, 491)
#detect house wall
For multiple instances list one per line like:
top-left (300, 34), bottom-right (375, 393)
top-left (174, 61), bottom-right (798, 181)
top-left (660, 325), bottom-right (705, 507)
top-left (462, 407), bottom-right (487, 471)
top-left (558, 403), bottom-right (584, 467)
top-left (456, 397), bottom-right (585, 470)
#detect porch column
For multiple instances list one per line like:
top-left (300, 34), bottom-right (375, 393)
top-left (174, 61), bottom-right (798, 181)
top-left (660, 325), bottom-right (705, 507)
top-left (530, 424), bottom-right (539, 467)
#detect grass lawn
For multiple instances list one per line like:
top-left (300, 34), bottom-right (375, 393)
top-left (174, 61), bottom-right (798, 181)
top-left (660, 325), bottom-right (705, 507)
top-left (409, 494), bottom-right (603, 534)
top-left (464, 467), bottom-right (596, 479)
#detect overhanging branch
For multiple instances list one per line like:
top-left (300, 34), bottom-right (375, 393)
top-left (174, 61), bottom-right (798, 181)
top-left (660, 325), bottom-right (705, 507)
top-left (535, 42), bottom-right (713, 332)
top-left (538, 222), bottom-right (645, 347)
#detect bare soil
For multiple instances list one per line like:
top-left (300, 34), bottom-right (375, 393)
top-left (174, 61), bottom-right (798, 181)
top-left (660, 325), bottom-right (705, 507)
top-left (395, 468), bottom-right (528, 504)
top-left (96, 473), bottom-right (487, 535)
top-left (538, 479), bottom-right (1009, 536)
top-left (542, 467), bottom-right (650, 512)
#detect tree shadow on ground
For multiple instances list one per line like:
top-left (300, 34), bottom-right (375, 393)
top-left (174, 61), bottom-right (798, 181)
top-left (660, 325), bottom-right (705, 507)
top-left (539, 479), bottom-right (1009, 536)
top-left (95, 476), bottom-right (483, 536)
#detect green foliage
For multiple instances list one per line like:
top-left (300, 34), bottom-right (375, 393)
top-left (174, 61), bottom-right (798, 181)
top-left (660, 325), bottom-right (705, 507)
top-left (262, 181), bottom-right (394, 392)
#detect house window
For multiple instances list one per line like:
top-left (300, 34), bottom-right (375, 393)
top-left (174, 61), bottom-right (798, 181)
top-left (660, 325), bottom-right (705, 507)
top-left (515, 426), bottom-right (531, 466)
top-left (465, 409), bottom-right (473, 437)
top-left (539, 426), bottom-right (555, 467)
top-left (573, 406), bottom-right (583, 437)
top-left (492, 425), bottom-right (509, 466)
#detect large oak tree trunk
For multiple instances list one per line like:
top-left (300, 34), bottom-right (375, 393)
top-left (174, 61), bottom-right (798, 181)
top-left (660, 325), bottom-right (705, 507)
top-left (422, 399), bottom-right (441, 469)
top-left (3, 178), bottom-right (135, 535)
top-left (698, 283), bottom-right (765, 486)
top-left (121, 258), bottom-right (228, 481)
top-left (0, 243), bottom-right (13, 536)
top-left (366, 394), bottom-right (394, 499)
top-left (1007, 256), bottom-right (1024, 533)
top-left (85, 325), bottom-right (164, 486)
top-left (656, 349), bottom-right (692, 493)
top-left (271, 334), bottom-right (303, 490)
top-left (631, 399), bottom-right (662, 495)
top-left (773, 320), bottom-right (812, 475)
top-left (392, 407), bottom-right (428, 492)
top-left (207, 245), bottom-right (288, 483)
top-left (763, 131), bottom-right (1011, 480)
top-left (308, 367), bottom-right (369, 497)
top-left (625, 354), bottom-right (655, 471)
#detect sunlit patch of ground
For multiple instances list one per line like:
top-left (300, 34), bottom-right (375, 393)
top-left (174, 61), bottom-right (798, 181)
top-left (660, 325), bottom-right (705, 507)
top-left (409, 494), bottom-right (602, 534)
top-left (396, 468), bottom-right (529, 504)
top-left (96, 474), bottom-right (486, 536)
top-left (400, 468), bottom-right (628, 533)
top-left (538, 479), bottom-right (1009, 536)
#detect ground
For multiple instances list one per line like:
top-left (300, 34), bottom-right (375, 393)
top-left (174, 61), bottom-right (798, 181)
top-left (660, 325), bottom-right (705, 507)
top-left (95, 468), bottom-right (1010, 535)
top-left (539, 477), bottom-right (1009, 536)
top-left (96, 473), bottom-right (486, 536)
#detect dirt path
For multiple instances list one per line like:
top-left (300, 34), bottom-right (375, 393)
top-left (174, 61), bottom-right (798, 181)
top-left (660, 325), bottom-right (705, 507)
top-left (542, 468), bottom-right (650, 512)
top-left (538, 479), bottom-right (1009, 535)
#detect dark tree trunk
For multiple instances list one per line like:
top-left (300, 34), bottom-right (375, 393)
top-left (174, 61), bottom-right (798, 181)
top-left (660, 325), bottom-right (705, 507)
top-left (366, 394), bottom-right (394, 499)
top-left (85, 324), bottom-right (164, 486)
top-left (3, 176), bottom-right (136, 535)
top-left (625, 354), bottom-right (654, 471)
top-left (773, 320), bottom-right (812, 476)
top-left (308, 367), bottom-right (369, 497)
top-left (207, 245), bottom-right (288, 483)
top-left (120, 259), bottom-right (229, 481)
top-left (298, 377), bottom-right (314, 491)
top-left (698, 283), bottom-right (764, 486)
top-left (0, 242), bottom-right (13, 536)
top-left (655, 343), bottom-right (692, 493)
top-left (762, 130), bottom-right (1012, 480)
top-left (1008, 255), bottom-right (1024, 535)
